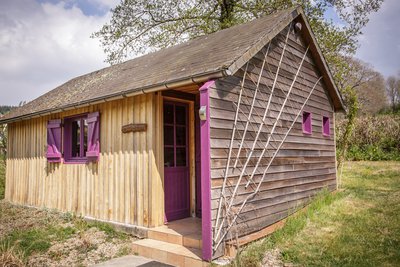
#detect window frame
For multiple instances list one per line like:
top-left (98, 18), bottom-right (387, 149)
top-left (163, 101), bottom-right (189, 168)
top-left (302, 111), bottom-right (312, 135)
top-left (63, 114), bottom-right (89, 164)
top-left (322, 116), bottom-right (331, 137)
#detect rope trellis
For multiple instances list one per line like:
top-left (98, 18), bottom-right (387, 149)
top-left (212, 24), bottom-right (324, 253)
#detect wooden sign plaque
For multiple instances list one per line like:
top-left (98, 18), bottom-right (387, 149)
top-left (122, 123), bottom-right (147, 133)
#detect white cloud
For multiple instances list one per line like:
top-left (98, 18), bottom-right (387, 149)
top-left (89, 0), bottom-right (120, 8)
top-left (355, 0), bottom-right (400, 77)
top-left (0, 0), bottom-right (115, 105)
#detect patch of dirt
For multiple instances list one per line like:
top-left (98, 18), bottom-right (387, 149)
top-left (0, 201), bottom-right (65, 237)
top-left (262, 249), bottom-right (297, 267)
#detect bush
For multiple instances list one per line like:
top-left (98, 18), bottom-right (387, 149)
top-left (336, 114), bottom-right (400, 161)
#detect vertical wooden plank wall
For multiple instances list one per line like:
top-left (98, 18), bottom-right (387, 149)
top-left (5, 92), bottom-right (164, 228)
top-left (209, 30), bottom-right (337, 238)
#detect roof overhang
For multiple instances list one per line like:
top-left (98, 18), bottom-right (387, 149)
top-left (0, 69), bottom-right (229, 124)
top-left (226, 6), bottom-right (345, 112)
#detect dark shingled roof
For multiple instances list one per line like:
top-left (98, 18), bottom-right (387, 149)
top-left (0, 7), bottom-right (344, 123)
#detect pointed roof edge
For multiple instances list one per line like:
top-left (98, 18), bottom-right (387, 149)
top-left (226, 6), bottom-right (345, 112)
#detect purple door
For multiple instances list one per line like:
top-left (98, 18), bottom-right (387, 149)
top-left (164, 102), bottom-right (190, 222)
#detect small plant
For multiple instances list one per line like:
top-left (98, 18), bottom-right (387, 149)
top-left (88, 221), bottom-right (129, 241)
top-left (115, 245), bottom-right (132, 257)
top-left (61, 212), bottom-right (74, 222)
top-left (78, 233), bottom-right (97, 254)
top-left (0, 242), bottom-right (25, 267)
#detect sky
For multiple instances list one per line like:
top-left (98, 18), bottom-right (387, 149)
top-left (0, 0), bottom-right (399, 106)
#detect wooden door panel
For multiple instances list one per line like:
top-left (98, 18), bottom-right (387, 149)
top-left (164, 102), bottom-right (190, 222)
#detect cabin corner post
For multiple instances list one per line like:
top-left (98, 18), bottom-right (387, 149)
top-left (199, 80), bottom-right (214, 261)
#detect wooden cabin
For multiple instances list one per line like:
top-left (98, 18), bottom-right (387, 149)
top-left (0, 7), bottom-right (344, 265)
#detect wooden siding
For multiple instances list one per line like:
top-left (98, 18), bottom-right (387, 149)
top-left (209, 29), bottom-right (337, 242)
top-left (5, 93), bottom-right (164, 228)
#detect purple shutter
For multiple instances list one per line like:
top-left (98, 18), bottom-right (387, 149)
top-left (86, 112), bottom-right (100, 161)
top-left (46, 119), bottom-right (62, 163)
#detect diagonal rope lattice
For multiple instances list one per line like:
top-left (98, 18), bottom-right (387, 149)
top-left (212, 24), bottom-right (323, 253)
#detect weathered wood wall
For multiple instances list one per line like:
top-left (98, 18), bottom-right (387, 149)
top-left (209, 28), bottom-right (337, 241)
top-left (5, 93), bottom-right (164, 228)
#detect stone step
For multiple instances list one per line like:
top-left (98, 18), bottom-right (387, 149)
top-left (148, 228), bottom-right (202, 249)
top-left (132, 239), bottom-right (208, 267)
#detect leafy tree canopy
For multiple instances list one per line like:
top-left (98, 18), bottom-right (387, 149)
top-left (0, 106), bottom-right (13, 115)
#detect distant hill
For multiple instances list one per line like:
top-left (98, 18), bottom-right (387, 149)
top-left (0, 106), bottom-right (14, 115)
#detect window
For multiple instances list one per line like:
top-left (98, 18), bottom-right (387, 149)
top-left (46, 112), bottom-right (100, 164)
top-left (163, 102), bottom-right (188, 168)
top-left (302, 111), bottom-right (312, 134)
top-left (322, 116), bottom-right (330, 136)
top-left (64, 116), bottom-right (88, 162)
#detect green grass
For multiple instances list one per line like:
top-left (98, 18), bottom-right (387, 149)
top-left (1, 226), bottom-right (76, 258)
top-left (237, 161), bottom-right (400, 267)
top-left (72, 217), bottom-right (129, 241)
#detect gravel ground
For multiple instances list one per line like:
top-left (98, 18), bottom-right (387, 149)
top-left (0, 200), bottom-right (136, 267)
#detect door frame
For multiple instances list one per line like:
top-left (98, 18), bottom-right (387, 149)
top-left (162, 96), bottom-right (197, 219)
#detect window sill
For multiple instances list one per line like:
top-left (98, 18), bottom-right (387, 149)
top-left (63, 158), bottom-right (89, 164)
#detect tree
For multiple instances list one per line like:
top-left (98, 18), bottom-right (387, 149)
top-left (0, 124), bottom-right (6, 158)
top-left (335, 57), bottom-right (387, 170)
top-left (359, 73), bottom-right (387, 114)
top-left (338, 57), bottom-right (387, 114)
top-left (386, 75), bottom-right (400, 112)
top-left (0, 106), bottom-right (13, 159)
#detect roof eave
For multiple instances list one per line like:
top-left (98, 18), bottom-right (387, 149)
top-left (295, 9), bottom-right (345, 112)
top-left (0, 68), bottom-right (229, 125)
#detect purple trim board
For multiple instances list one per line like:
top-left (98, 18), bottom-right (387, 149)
top-left (200, 80), bottom-right (214, 261)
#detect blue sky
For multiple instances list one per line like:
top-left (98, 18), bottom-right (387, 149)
top-left (36, 0), bottom-right (111, 16)
top-left (0, 0), bottom-right (399, 106)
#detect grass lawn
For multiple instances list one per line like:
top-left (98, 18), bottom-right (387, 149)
top-left (237, 161), bottom-right (400, 267)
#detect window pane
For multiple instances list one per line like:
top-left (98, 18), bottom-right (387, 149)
top-left (83, 118), bottom-right (88, 156)
top-left (164, 147), bottom-right (175, 167)
top-left (323, 116), bottom-right (330, 136)
top-left (72, 120), bottom-right (81, 157)
top-left (176, 147), bottom-right (187, 166)
top-left (176, 126), bottom-right (186, 146)
top-left (164, 104), bottom-right (174, 124)
top-left (164, 125), bottom-right (174, 146)
top-left (302, 112), bottom-right (312, 134)
top-left (175, 105), bottom-right (186, 125)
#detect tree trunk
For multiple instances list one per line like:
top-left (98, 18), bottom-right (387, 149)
top-left (219, 0), bottom-right (236, 29)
